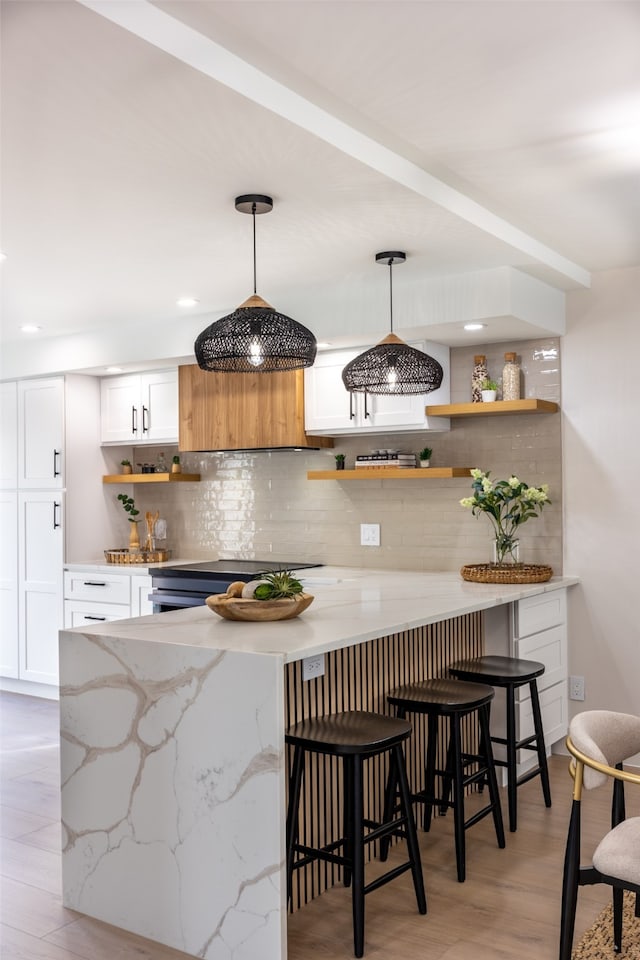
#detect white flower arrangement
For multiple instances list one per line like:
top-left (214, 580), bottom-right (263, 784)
top-left (460, 468), bottom-right (551, 564)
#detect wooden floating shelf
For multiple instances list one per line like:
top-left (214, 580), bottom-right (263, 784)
top-left (425, 399), bottom-right (559, 418)
top-left (103, 473), bottom-right (201, 484)
top-left (307, 467), bottom-right (472, 480)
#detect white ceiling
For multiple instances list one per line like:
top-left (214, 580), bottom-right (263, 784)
top-left (2, 0), bottom-right (639, 373)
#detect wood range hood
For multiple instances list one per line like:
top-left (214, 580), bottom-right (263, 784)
top-left (178, 364), bottom-right (333, 452)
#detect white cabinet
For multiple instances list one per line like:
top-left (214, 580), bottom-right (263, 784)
top-left (0, 382), bottom-right (18, 489)
top-left (18, 491), bottom-right (64, 685)
top-left (100, 369), bottom-right (178, 444)
top-left (484, 588), bottom-right (568, 782)
top-left (64, 570), bottom-right (132, 605)
top-left (1, 375), bottom-right (108, 696)
top-left (18, 378), bottom-right (65, 488)
top-left (63, 570), bottom-right (154, 627)
top-left (0, 492), bottom-right (19, 677)
top-left (64, 600), bottom-right (131, 626)
top-left (131, 574), bottom-right (153, 617)
top-left (304, 343), bottom-right (451, 435)
top-left (513, 590), bottom-right (568, 751)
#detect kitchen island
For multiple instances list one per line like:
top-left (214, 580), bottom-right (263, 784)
top-left (59, 567), bottom-right (576, 960)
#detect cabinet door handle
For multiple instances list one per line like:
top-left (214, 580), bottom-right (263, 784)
top-left (363, 391), bottom-right (370, 419)
top-left (142, 405), bottom-right (149, 433)
top-left (132, 406), bottom-right (138, 434)
top-left (53, 449), bottom-right (61, 477)
top-left (84, 615), bottom-right (107, 621)
top-left (83, 581), bottom-right (107, 587)
top-left (53, 502), bottom-right (61, 529)
top-left (349, 392), bottom-right (355, 421)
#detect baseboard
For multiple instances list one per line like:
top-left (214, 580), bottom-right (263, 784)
top-left (0, 677), bottom-right (59, 700)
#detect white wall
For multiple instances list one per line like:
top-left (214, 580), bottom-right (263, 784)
top-left (564, 265), bottom-right (640, 719)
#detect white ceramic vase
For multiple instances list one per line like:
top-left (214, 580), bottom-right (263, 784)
top-left (481, 389), bottom-right (497, 402)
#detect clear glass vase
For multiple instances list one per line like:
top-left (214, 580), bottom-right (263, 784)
top-left (492, 535), bottom-right (520, 565)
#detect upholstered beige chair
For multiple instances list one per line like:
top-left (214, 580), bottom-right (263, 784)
top-left (559, 710), bottom-right (640, 960)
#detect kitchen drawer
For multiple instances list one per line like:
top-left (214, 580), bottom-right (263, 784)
top-left (514, 622), bottom-right (566, 694)
top-left (64, 599), bottom-right (130, 628)
top-left (514, 589), bottom-right (566, 639)
top-left (518, 680), bottom-right (567, 752)
top-left (64, 571), bottom-right (131, 605)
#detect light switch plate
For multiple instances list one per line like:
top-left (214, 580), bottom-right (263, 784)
top-left (360, 523), bottom-right (381, 546)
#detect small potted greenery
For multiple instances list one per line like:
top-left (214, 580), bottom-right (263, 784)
top-left (171, 454), bottom-right (181, 474)
top-left (334, 453), bottom-right (346, 471)
top-left (120, 459), bottom-right (132, 475)
top-left (481, 378), bottom-right (499, 402)
top-left (419, 447), bottom-right (432, 468)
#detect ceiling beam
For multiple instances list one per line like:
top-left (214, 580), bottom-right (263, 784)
top-left (79, 0), bottom-right (591, 288)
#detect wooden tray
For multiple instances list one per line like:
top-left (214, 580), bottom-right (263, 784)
top-left (104, 548), bottom-right (171, 564)
top-left (205, 593), bottom-right (314, 621)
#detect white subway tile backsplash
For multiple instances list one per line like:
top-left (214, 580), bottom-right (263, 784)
top-left (130, 338), bottom-right (562, 573)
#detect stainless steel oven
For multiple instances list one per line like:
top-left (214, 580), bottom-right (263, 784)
top-left (149, 560), bottom-right (322, 613)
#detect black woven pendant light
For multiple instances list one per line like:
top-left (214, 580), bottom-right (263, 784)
top-left (194, 194), bottom-right (317, 373)
top-left (342, 251), bottom-right (444, 395)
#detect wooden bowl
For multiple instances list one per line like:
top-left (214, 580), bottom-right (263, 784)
top-left (205, 593), bottom-right (314, 622)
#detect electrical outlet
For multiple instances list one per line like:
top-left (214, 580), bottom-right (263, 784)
top-left (302, 654), bottom-right (325, 682)
top-left (569, 675), bottom-right (585, 701)
top-left (360, 523), bottom-right (381, 547)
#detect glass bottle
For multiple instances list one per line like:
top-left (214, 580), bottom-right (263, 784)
top-left (471, 355), bottom-right (488, 403)
top-left (502, 352), bottom-right (521, 401)
top-left (156, 452), bottom-right (168, 473)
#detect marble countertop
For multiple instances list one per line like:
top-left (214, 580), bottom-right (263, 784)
top-left (62, 566), bottom-right (578, 662)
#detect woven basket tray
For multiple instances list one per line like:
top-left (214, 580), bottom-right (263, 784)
top-left (460, 563), bottom-right (553, 584)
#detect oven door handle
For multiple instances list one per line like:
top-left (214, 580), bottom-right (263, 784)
top-left (148, 592), bottom-right (210, 608)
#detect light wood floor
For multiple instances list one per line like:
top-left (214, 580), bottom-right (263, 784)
top-left (0, 691), bottom-right (627, 960)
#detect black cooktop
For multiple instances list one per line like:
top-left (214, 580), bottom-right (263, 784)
top-left (160, 559), bottom-right (322, 579)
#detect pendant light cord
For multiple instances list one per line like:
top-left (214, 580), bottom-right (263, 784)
top-left (388, 258), bottom-right (394, 334)
top-left (252, 201), bottom-right (257, 295)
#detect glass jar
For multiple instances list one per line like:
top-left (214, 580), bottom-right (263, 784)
top-left (156, 452), bottom-right (168, 473)
top-left (493, 535), bottom-right (520, 565)
top-left (471, 355), bottom-right (488, 403)
top-left (502, 352), bottom-right (521, 401)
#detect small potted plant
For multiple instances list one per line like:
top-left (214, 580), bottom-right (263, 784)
top-left (481, 378), bottom-right (499, 402)
top-left (334, 453), bottom-right (346, 471)
top-left (419, 447), bottom-right (432, 468)
top-left (120, 459), bottom-right (132, 475)
top-left (171, 454), bottom-right (182, 474)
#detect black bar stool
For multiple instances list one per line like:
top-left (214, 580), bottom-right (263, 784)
top-left (286, 710), bottom-right (427, 958)
top-left (385, 677), bottom-right (505, 882)
top-left (448, 655), bottom-right (552, 833)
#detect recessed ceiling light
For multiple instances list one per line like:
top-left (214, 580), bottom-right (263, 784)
top-left (106, 366), bottom-right (123, 373)
top-left (177, 297), bottom-right (199, 308)
top-left (20, 324), bottom-right (41, 333)
top-left (464, 323), bottom-right (486, 331)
